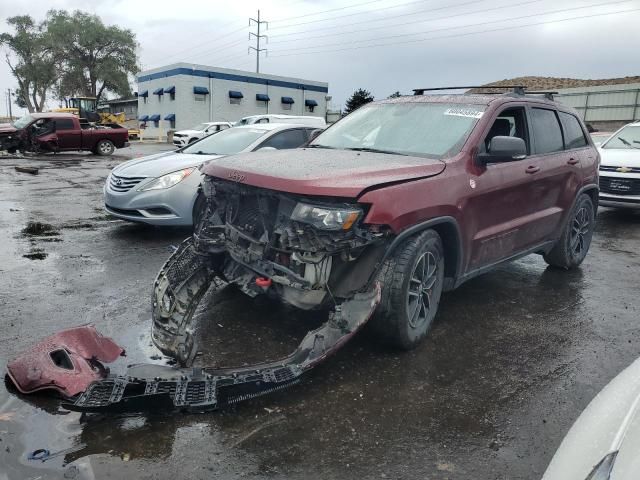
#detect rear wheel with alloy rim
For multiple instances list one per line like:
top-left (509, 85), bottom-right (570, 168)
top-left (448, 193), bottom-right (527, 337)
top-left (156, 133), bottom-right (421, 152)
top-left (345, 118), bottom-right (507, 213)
top-left (95, 139), bottom-right (115, 156)
top-left (544, 193), bottom-right (595, 269)
top-left (369, 229), bottom-right (445, 350)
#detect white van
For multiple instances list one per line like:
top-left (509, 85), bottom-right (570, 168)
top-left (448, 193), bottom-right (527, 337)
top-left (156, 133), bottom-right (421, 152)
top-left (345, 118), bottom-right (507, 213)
top-left (235, 114), bottom-right (326, 128)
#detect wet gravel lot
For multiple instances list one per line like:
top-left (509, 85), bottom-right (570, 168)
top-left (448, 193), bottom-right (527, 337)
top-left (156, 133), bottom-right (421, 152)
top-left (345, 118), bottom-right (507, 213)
top-left (0, 144), bottom-right (639, 480)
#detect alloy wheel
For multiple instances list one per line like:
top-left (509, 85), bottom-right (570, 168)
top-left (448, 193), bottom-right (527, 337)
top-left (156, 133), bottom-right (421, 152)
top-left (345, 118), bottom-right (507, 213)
top-left (570, 206), bottom-right (590, 255)
top-left (406, 251), bottom-right (438, 328)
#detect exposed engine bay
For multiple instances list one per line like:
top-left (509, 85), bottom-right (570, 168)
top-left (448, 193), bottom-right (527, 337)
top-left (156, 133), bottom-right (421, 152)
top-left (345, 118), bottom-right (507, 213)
top-left (193, 176), bottom-right (389, 309)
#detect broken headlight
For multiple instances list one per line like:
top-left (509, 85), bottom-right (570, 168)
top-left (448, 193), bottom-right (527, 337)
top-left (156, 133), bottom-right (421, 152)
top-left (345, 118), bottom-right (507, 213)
top-left (291, 202), bottom-right (361, 231)
top-left (138, 167), bottom-right (195, 191)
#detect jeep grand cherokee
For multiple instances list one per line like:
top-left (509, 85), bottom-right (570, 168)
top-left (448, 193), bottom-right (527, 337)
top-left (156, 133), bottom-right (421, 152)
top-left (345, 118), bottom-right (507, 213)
top-left (152, 90), bottom-right (599, 361)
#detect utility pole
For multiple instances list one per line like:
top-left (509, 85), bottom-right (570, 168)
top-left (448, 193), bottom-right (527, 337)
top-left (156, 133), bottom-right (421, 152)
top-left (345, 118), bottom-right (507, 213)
top-left (7, 88), bottom-right (13, 119)
top-left (249, 10), bottom-right (268, 73)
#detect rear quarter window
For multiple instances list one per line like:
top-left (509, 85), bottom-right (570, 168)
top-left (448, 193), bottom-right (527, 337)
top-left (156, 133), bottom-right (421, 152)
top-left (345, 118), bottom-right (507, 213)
top-left (558, 112), bottom-right (587, 149)
top-left (530, 108), bottom-right (564, 154)
top-left (55, 119), bottom-right (75, 130)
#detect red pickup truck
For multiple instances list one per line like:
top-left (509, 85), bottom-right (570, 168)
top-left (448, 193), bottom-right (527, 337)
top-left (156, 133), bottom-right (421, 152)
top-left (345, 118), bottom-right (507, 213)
top-left (0, 112), bottom-right (129, 155)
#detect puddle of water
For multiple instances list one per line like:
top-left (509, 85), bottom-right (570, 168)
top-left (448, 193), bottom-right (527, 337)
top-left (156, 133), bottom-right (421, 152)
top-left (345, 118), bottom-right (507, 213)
top-left (21, 222), bottom-right (60, 237)
top-left (23, 251), bottom-right (48, 260)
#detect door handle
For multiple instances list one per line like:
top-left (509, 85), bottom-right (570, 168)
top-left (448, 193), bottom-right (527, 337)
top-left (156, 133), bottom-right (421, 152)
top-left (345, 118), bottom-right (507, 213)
top-left (525, 165), bottom-right (540, 174)
top-left (567, 158), bottom-right (579, 165)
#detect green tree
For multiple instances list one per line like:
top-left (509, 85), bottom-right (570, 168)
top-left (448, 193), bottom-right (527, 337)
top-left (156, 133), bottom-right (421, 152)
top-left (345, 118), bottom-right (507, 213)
top-left (14, 87), bottom-right (28, 109)
top-left (344, 88), bottom-right (374, 114)
top-left (388, 91), bottom-right (402, 98)
top-left (45, 10), bottom-right (138, 103)
top-left (0, 16), bottom-right (57, 112)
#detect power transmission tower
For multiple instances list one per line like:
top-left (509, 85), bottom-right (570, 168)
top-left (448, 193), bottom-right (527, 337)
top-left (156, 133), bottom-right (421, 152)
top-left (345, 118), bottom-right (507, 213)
top-left (249, 10), bottom-right (268, 73)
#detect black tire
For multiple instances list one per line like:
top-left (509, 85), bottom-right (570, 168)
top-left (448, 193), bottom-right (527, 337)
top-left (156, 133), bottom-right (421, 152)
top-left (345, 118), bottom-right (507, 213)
top-left (369, 229), bottom-right (445, 350)
top-left (188, 138), bottom-right (198, 144)
top-left (95, 139), bottom-right (115, 156)
top-left (192, 189), bottom-right (206, 231)
top-left (543, 193), bottom-right (595, 269)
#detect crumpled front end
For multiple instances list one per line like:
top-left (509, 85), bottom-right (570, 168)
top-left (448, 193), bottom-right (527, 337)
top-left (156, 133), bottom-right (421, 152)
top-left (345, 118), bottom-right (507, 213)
top-left (192, 176), bottom-right (389, 310)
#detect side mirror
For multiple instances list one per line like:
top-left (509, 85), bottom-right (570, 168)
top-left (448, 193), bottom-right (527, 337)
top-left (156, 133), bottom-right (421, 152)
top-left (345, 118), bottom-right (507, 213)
top-left (309, 129), bottom-right (323, 141)
top-left (479, 136), bottom-right (527, 164)
top-left (257, 146), bottom-right (276, 152)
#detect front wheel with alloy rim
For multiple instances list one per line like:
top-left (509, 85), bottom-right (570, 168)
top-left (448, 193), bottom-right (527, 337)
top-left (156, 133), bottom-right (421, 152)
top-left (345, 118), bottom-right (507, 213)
top-left (95, 139), bottom-right (115, 156)
top-left (369, 229), bottom-right (445, 350)
top-left (543, 193), bottom-right (595, 269)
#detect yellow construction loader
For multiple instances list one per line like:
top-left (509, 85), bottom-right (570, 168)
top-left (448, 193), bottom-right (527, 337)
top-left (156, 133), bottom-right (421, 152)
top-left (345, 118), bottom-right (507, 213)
top-left (53, 97), bottom-right (140, 140)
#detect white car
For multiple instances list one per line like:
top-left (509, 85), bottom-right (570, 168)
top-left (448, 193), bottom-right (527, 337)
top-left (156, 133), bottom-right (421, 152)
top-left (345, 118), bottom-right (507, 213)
top-left (105, 123), bottom-right (320, 226)
top-left (543, 357), bottom-right (640, 480)
top-left (597, 121), bottom-right (640, 209)
top-left (172, 122), bottom-right (232, 147)
top-left (235, 114), bottom-right (326, 128)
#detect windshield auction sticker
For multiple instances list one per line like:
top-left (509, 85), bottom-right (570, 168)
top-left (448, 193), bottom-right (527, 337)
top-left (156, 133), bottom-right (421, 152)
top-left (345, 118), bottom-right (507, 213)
top-left (443, 108), bottom-right (484, 119)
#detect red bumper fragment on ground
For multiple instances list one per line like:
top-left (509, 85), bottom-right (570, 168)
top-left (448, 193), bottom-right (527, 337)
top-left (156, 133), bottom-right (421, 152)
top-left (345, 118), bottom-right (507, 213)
top-left (6, 325), bottom-right (125, 397)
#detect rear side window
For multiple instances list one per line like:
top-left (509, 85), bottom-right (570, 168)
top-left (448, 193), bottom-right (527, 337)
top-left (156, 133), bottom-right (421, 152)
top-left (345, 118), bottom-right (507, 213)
top-left (55, 119), bottom-right (75, 130)
top-left (558, 112), bottom-right (587, 149)
top-left (260, 129), bottom-right (307, 149)
top-left (530, 108), bottom-right (564, 154)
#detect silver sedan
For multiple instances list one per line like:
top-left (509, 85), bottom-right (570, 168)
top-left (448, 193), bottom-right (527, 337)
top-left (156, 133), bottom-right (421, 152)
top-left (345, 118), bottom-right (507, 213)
top-left (104, 123), bottom-right (319, 226)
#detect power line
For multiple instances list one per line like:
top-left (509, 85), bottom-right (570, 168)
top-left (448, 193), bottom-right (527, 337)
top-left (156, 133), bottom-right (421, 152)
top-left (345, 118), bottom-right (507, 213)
top-left (269, 0), bottom-right (388, 23)
top-left (144, 24), bottom-right (247, 66)
top-left (267, 7), bottom-right (639, 58)
top-left (271, 0), bottom-right (632, 53)
top-left (270, 0), bottom-right (543, 44)
top-left (268, 0), bottom-right (440, 30)
top-left (269, 0), bottom-right (480, 37)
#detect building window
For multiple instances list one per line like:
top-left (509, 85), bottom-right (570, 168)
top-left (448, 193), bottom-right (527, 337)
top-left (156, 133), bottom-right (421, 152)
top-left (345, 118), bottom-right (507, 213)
top-left (170, 92), bottom-right (175, 101)
top-left (229, 90), bottom-right (243, 105)
top-left (165, 86), bottom-right (176, 101)
top-left (281, 96), bottom-right (295, 111)
top-left (305, 99), bottom-right (318, 113)
top-left (193, 86), bottom-right (209, 102)
top-left (149, 114), bottom-right (161, 128)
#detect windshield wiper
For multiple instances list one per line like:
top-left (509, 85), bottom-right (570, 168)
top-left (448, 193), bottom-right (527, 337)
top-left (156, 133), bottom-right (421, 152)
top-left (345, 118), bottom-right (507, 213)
top-left (345, 147), bottom-right (407, 156)
top-left (307, 144), bottom-right (335, 149)
top-left (617, 137), bottom-right (640, 149)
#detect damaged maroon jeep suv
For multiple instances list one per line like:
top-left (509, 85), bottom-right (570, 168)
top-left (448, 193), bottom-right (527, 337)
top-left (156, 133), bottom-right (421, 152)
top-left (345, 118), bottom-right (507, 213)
top-left (152, 87), bottom-right (599, 362)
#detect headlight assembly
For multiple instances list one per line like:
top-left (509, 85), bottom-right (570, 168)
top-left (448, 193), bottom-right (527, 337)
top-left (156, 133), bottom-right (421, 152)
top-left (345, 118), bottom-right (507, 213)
top-left (291, 202), bottom-right (361, 231)
top-left (138, 168), bottom-right (195, 191)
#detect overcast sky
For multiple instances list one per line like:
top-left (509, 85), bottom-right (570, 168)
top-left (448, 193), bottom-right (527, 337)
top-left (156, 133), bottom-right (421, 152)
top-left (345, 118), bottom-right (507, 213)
top-left (1, 0), bottom-right (639, 115)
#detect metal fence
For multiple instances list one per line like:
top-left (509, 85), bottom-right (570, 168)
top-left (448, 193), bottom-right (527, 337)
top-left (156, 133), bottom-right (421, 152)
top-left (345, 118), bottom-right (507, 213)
top-left (556, 84), bottom-right (640, 124)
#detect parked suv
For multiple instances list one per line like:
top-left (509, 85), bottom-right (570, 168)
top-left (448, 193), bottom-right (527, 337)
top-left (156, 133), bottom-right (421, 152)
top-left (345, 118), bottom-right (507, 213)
top-left (153, 91), bottom-right (599, 358)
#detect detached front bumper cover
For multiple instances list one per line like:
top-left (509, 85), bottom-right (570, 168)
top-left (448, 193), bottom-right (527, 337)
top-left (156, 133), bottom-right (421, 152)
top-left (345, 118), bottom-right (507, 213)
top-left (6, 325), bottom-right (125, 398)
top-left (7, 239), bottom-right (380, 413)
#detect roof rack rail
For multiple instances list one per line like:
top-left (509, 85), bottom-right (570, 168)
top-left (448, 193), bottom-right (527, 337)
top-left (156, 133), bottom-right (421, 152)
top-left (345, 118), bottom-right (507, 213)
top-left (412, 86), bottom-right (559, 101)
top-left (413, 86), bottom-right (526, 95)
top-left (524, 91), bottom-right (558, 101)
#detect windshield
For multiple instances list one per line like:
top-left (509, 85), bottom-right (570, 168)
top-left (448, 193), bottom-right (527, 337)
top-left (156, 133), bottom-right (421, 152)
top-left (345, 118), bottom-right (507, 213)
top-left (311, 102), bottom-right (485, 158)
top-left (602, 125), bottom-right (640, 150)
top-left (12, 115), bottom-right (35, 129)
top-left (189, 123), bottom-right (210, 131)
top-left (181, 127), bottom-right (269, 155)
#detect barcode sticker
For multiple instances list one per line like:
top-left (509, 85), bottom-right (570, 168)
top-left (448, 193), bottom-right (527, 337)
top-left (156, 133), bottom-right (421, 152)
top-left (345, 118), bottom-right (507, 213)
top-left (444, 108), bottom-right (484, 119)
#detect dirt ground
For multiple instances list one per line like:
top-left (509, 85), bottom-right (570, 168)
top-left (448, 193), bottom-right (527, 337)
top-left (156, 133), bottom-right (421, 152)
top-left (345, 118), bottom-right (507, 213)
top-left (0, 144), bottom-right (639, 480)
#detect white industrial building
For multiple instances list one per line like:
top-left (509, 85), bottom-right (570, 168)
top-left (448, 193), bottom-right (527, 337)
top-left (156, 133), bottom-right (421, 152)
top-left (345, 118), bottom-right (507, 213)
top-left (136, 63), bottom-right (329, 137)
